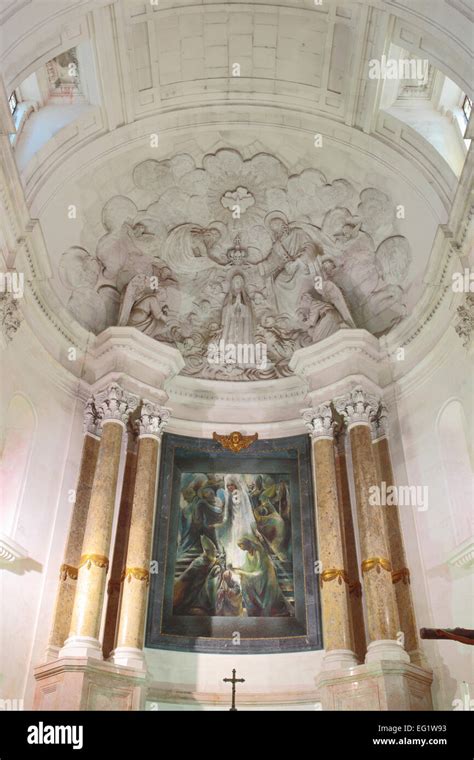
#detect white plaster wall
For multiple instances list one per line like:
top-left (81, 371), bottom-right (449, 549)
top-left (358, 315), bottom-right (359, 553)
top-left (392, 325), bottom-right (473, 711)
top-left (0, 320), bottom-right (84, 708)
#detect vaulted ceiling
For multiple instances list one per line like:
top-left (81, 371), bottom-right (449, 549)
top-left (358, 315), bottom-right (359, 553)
top-left (0, 0), bottom-right (472, 393)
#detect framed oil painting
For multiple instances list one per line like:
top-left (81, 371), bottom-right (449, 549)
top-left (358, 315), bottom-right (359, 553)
top-left (145, 433), bottom-right (322, 653)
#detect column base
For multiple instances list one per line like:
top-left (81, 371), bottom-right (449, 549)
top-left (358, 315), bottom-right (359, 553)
top-left (408, 648), bottom-right (429, 668)
top-left (44, 644), bottom-right (60, 662)
top-left (365, 639), bottom-right (410, 664)
top-left (322, 649), bottom-right (359, 671)
top-left (111, 647), bottom-right (147, 671)
top-left (317, 660), bottom-right (433, 711)
top-left (59, 635), bottom-right (103, 659)
top-left (33, 656), bottom-right (148, 711)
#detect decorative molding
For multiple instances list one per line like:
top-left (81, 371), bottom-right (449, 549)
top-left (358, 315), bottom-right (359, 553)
top-left (334, 386), bottom-right (380, 428)
top-left (0, 292), bottom-right (22, 343)
top-left (392, 567), bottom-right (411, 585)
top-left (370, 403), bottom-right (388, 441)
top-left (59, 563), bottom-right (78, 581)
top-left (361, 557), bottom-right (392, 574)
top-left (212, 431), bottom-right (258, 453)
top-left (320, 568), bottom-right (349, 587)
top-left (138, 400), bottom-right (170, 439)
top-left (121, 567), bottom-right (150, 584)
top-left (446, 538), bottom-right (474, 570)
top-left (78, 553), bottom-right (109, 572)
top-left (349, 580), bottom-right (362, 597)
top-left (94, 383), bottom-right (139, 426)
top-left (301, 403), bottom-right (335, 440)
top-left (0, 533), bottom-right (29, 563)
top-left (454, 293), bottom-right (474, 348)
top-left (83, 397), bottom-right (102, 437)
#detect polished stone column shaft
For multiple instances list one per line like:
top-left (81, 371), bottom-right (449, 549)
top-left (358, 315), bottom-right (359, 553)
top-left (371, 410), bottom-right (422, 664)
top-left (46, 400), bottom-right (100, 657)
top-left (334, 432), bottom-right (366, 664)
top-left (335, 387), bottom-right (406, 663)
top-left (61, 384), bottom-right (139, 658)
top-left (303, 405), bottom-right (357, 670)
top-left (114, 401), bottom-right (169, 669)
top-left (102, 435), bottom-right (138, 659)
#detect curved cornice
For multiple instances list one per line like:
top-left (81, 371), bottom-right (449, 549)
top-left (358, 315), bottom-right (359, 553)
top-left (26, 105), bottom-right (451, 220)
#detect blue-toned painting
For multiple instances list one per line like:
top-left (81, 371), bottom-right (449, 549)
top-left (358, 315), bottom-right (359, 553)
top-left (173, 472), bottom-right (294, 618)
top-left (146, 432), bottom-right (322, 654)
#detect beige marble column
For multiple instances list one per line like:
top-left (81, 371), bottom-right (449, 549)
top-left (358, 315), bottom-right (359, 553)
top-left (46, 400), bottom-right (101, 659)
top-left (60, 383), bottom-right (139, 658)
top-left (371, 408), bottom-right (424, 665)
top-left (334, 387), bottom-right (409, 663)
top-left (113, 401), bottom-right (170, 669)
top-left (102, 429), bottom-right (138, 660)
top-left (303, 404), bottom-right (357, 670)
top-left (334, 429), bottom-right (367, 664)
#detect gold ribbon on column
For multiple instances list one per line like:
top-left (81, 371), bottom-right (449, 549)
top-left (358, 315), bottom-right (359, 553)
top-left (78, 553), bottom-right (110, 572)
top-left (320, 568), bottom-right (349, 588)
top-left (59, 563), bottom-right (78, 581)
top-left (121, 566), bottom-right (150, 585)
top-left (349, 580), bottom-right (362, 597)
top-left (361, 556), bottom-right (392, 574)
top-left (392, 567), bottom-right (411, 584)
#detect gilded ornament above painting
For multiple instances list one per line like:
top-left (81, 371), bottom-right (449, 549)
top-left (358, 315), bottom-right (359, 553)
top-left (59, 149), bottom-right (412, 380)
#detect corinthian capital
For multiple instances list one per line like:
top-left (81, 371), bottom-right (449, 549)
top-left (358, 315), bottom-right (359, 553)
top-left (301, 403), bottom-right (335, 439)
top-left (334, 386), bottom-right (380, 429)
top-left (370, 403), bottom-right (388, 441)
top-left (83, 397), bottom-right (101, 437)
top-left (138, 400), bottom-right (170, 439)
top-left (94, 383), bottom-right (140, 426)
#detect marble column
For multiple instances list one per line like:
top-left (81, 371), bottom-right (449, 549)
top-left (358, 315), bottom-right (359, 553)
top-left (46, 399), bottom-right (101, 659)
top-left (334, 387), bottom-right (408, 663)
top-left (60, 383), bottom-right (139, 658)
top-left (371, 408), bottom-right (423, 665)
top-left (334, 429), bottom-right (366, 664)
top-left (303, 404), bottom-right (357, 670)
top-left (102, 428), bottom-right (138, 660)
top-left (113, 401), bottom-right (170, 669)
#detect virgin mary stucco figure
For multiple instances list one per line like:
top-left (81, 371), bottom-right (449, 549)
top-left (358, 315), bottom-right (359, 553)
top-left (220, 272), bottom-right (255, 347)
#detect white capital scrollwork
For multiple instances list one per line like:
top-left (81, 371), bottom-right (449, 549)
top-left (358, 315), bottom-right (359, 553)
top-left (301, 403), bottom-right (335, 439)
top-left (138, 400), bottom-right (170, 439)
top-left (370, 403), bottom-right (388, 441)
top-left (334, 386), bottom-right (380, 429)
top-left (94, 383), bottom-right (140, 426)
top-left (83, 397), bottom-right (102, 437)
top-left (0, 293), bottom-right (22, 343)
top-left (455, 293), bottom-right (474, 349)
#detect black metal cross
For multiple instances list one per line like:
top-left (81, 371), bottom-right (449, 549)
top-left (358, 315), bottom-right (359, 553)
top-left (223, 668), bottom-right (245, 711)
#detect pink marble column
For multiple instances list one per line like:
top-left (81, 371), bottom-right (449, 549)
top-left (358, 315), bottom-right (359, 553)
top-left (334, 387), bottom-right (408, 664)
top-left (60, 383), bottom-right (139, 659)
top-left (113, 401), bottom-right (170, 669)
top-left (371, 407), bottom-right (424, 665)
top-left (303, 404), bottom-right (357, 670)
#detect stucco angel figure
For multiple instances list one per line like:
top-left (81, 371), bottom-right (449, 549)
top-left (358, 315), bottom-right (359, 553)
top-left (296, 272), bottom-right (355, 344)
top-left (161, 222), bottom-right (227, 275)
top-left (117, 273), bottom-right (170, 337)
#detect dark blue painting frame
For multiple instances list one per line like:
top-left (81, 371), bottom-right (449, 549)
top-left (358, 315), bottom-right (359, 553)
top-left (145, 432), bottom-right (322, 654)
